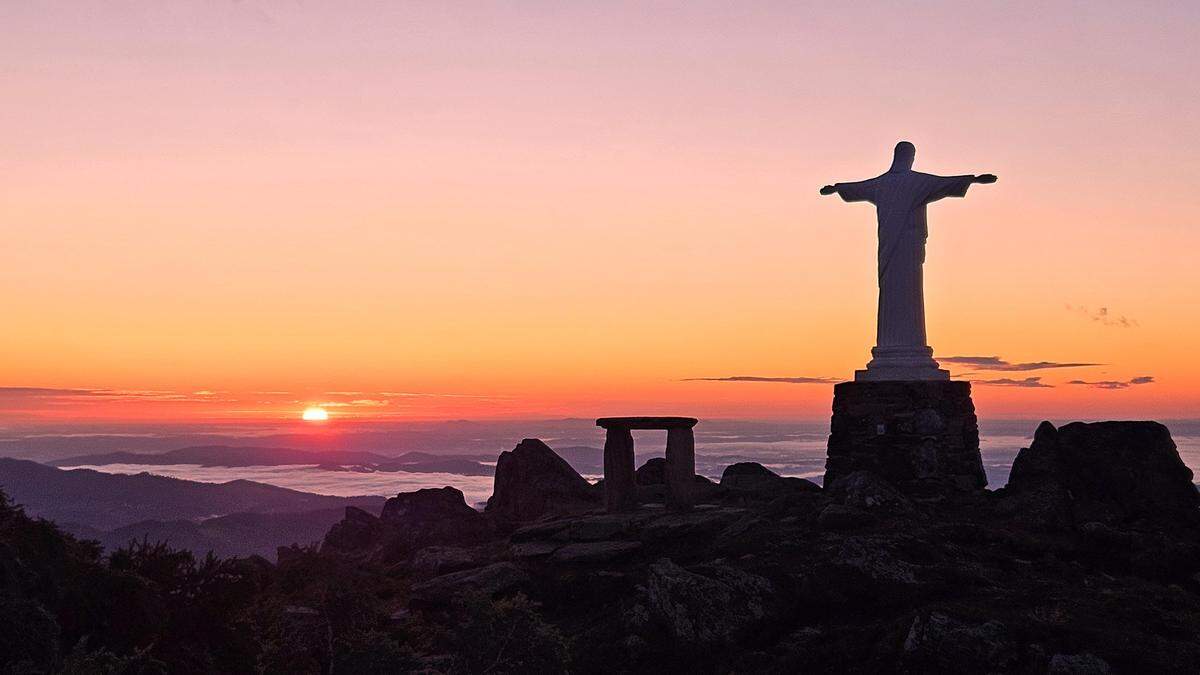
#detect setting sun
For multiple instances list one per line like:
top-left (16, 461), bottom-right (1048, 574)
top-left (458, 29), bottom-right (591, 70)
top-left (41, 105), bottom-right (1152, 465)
top-left (301, 407), bottom-right (329, 422)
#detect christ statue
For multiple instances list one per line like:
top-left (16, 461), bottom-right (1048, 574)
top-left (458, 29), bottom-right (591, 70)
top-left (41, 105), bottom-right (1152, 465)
top-left (821, 141), bottom-right (996, 381)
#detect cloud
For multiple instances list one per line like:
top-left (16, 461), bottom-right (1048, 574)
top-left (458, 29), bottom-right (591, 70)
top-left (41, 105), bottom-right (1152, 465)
top-left (378, 392), bottom-right (510, 400)
top-left (317, 399), bottom-right (391, 408)
top-left (941, 356), bottom-right (1100, 372)
top-left (0, 387), bottom-right (100, 398)
top-left (0, 387), bottom-right (199, 401)
top-left (971, 377), bottom-right (1053, 388)
top-left (0, 384), bottom-right (235, 403)
top-left (1067, 376), bottom-right (1155, 390)
top-left (682, 376), bottom-right (837, 384)
top-left (1067, 305), bottom-right (1138, 328)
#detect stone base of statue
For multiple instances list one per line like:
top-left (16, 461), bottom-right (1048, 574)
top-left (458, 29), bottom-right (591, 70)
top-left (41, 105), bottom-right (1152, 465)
top-left (855, 345), bottom-right (949, 382)
top-left (825, 380), bottom-right (986, 496)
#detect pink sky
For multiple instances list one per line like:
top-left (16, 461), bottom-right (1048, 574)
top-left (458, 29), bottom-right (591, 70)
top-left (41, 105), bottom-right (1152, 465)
top-left (2, 2), bottom-right (1198, 422)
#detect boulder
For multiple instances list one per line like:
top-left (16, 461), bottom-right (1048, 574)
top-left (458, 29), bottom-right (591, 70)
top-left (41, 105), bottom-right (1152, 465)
top-left (321, 506), bottom-right (383, 553)
top-left (562, 514), bottom-right (633, 542)
top-left (640, 558), bottom-right (775, 646)
top-left (641, 508), bottom-right (746, 543)
top-left (381, 486), bottom-right (478, 522)
top-left (817, 504), bottom-right (875, 530)
top-left (410, 546), bottom-right (480, 576)
top-left (1048, 653), bottom-right (1113, 675)
top-left (325, 487), bottom-right (490, 560)
top-left (551, 541), bottom-right (642, 564)
top-left (902, 611), bottom-right (1018, 671)
top-left (485, 438), bottom-right (600, 521)
top-left (636, 457), bottom-right (667, 485)
top-left (409, 562), bottom-right (529, 605)
top-left (1005, 421), bottom-right (1199, 525)
top-left (720, 462), bottom-right (820, 494)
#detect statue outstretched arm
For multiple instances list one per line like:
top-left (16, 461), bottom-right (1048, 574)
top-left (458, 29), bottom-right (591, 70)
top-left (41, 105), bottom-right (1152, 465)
top-left (973, 174), bottom-right (997, 184)
top-left (820, 179), bottom-right (876, 203)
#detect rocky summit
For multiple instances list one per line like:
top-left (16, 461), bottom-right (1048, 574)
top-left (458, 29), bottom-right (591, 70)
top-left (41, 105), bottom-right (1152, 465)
top-left (309, 419), bottom-right (1200, 673)
top-left (3, 420), bottom-right (1198, 673)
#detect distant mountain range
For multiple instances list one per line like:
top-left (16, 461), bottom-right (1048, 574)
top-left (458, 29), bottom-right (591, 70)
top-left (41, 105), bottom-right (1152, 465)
top-left (51, 445), bottom-right (491, 468)
top-left (0, 442), bottom-right (606, 559)
top-left (65, 508), bottom-right (354, 559)
top-left (0, 457), bottom-right (387, 558)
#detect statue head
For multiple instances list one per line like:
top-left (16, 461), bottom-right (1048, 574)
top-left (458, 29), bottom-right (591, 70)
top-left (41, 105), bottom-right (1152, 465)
top-left (890, 141), bottom-right (916, 172)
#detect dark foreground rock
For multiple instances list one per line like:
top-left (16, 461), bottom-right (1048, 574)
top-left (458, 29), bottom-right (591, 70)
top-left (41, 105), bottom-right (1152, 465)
top-left (8, 425), bottom-right (1197, 674)
top-left (485, 438), bottom-right (601, 521)
top-left (322, 486), bottom-right (491, 562)
top-left (1005, 420), bottom-right (1199, 525)
top-left (720, 462), bottom-right (820, 494)
top-left (308, 424), bottom-right (1200, 672)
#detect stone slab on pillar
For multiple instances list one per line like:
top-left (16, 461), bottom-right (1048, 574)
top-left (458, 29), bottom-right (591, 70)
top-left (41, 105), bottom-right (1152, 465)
top-left (825, 380), bottom-right (985, 495)
top-left (665, 427), bottom-right (695, 511)
top-left (602, 427), bottom-right (636, 512)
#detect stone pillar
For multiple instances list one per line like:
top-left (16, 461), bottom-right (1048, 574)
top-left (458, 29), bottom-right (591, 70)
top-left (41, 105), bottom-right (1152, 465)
top-left (665, 427), bottom-right (695, 511)
top-left (825, 380), bottom-right (985, 496)
top-left (603, 427), bottom-right (636, 512)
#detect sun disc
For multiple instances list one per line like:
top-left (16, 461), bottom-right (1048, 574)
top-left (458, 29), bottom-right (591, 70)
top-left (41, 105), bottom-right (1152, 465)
top-left (301, 406), bottom-right (329, 421)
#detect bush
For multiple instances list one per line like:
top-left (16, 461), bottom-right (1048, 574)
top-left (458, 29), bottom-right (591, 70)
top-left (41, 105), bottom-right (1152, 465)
top-left (444, 593), bottom-right (570, 674)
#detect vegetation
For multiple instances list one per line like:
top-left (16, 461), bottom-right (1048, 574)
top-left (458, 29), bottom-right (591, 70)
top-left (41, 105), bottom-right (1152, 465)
top-left (0, 490), bottom-right (566, 674)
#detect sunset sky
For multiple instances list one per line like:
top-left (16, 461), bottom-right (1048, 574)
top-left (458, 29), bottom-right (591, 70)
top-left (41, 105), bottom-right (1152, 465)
top-left (3, 1), bottom-right (1198, 423)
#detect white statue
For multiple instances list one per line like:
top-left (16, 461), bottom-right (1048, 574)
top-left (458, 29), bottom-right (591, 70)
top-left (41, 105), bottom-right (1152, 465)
top-left (821, 141), bottom-right (996, 381)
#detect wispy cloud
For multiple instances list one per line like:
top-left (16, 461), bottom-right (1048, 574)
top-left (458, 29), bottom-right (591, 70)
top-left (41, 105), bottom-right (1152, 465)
top-left (971, 377), bottom-right (1054, 388)
top-left (0, 387), bottom-right (219, 402)
top-left (317, 399), bottom-right (391, 408)
top-left (1067, 376), bottom-right (1155, 390)
top-left (0, 387), bottom-right (99, 398)
top-left (682, 376), bottom-right (837, 384)
top-left (1067, 305), bottom-right (1138, 328)
top-left (941, 356), bottom-right (1100, 372)
top-left (379, 391), bottom-right (510, 400)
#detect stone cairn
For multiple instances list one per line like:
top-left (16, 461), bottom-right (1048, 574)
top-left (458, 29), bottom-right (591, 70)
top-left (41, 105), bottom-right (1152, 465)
top-left (597, 416), bottom-right (697, 512)
top-left (825, 380), bottom-right (986, 496)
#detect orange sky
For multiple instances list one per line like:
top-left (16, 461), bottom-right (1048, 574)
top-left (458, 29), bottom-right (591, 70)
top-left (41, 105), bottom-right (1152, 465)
top-left (2, 2), bottom-right (1198, 423)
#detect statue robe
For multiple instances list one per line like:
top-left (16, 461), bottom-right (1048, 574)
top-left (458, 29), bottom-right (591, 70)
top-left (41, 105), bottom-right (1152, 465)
top-left (836, 171), bottom-right (974, 349)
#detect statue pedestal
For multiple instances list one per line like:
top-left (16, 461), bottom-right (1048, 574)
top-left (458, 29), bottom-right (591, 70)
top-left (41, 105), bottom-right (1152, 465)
top-left (855, 345), bottom-right (949, 382)
top-left (825, 380), bottom-right (985, 495)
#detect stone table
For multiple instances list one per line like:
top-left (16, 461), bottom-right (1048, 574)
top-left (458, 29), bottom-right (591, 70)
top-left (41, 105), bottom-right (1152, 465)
top-left (596, 417), bottom-right (698, 512)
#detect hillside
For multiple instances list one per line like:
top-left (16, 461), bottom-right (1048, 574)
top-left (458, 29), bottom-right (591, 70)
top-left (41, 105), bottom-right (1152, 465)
top-left (65, 508), bottom-right (354, 559)
top-left (0, 458), bottom-right (385, 530)
top-left (50, 445), bottom-right (396, 467)
top-left (50, 445), bottom-right (496, 476)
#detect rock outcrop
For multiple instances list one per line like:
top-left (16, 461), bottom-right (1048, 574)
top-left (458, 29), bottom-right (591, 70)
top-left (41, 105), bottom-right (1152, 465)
top-left (635, 457), bottom-right (667, 485)
top-left (381, 485), bottom-right (478, 522)
top-left (485, 438), bottom-right (600, 521)
top-left (311, 419), bottom-right (1200, 672)
top-left (638, 558), bottom-right (775, 646)
top-left (721, 462), bottom-right (820, 492)
top-left (1005, 421), bottom-right (1199, 525)
top-left (321, 505), bottom-right (383, 552)
top-left (323, 486), bottom-right (490, 561)
top-left (409, 562), bottom-right (530, 606)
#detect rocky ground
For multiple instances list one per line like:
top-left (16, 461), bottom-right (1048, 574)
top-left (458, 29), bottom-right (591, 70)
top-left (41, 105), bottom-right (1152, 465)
top-left (316, 422), bottom-right (1200, 673)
